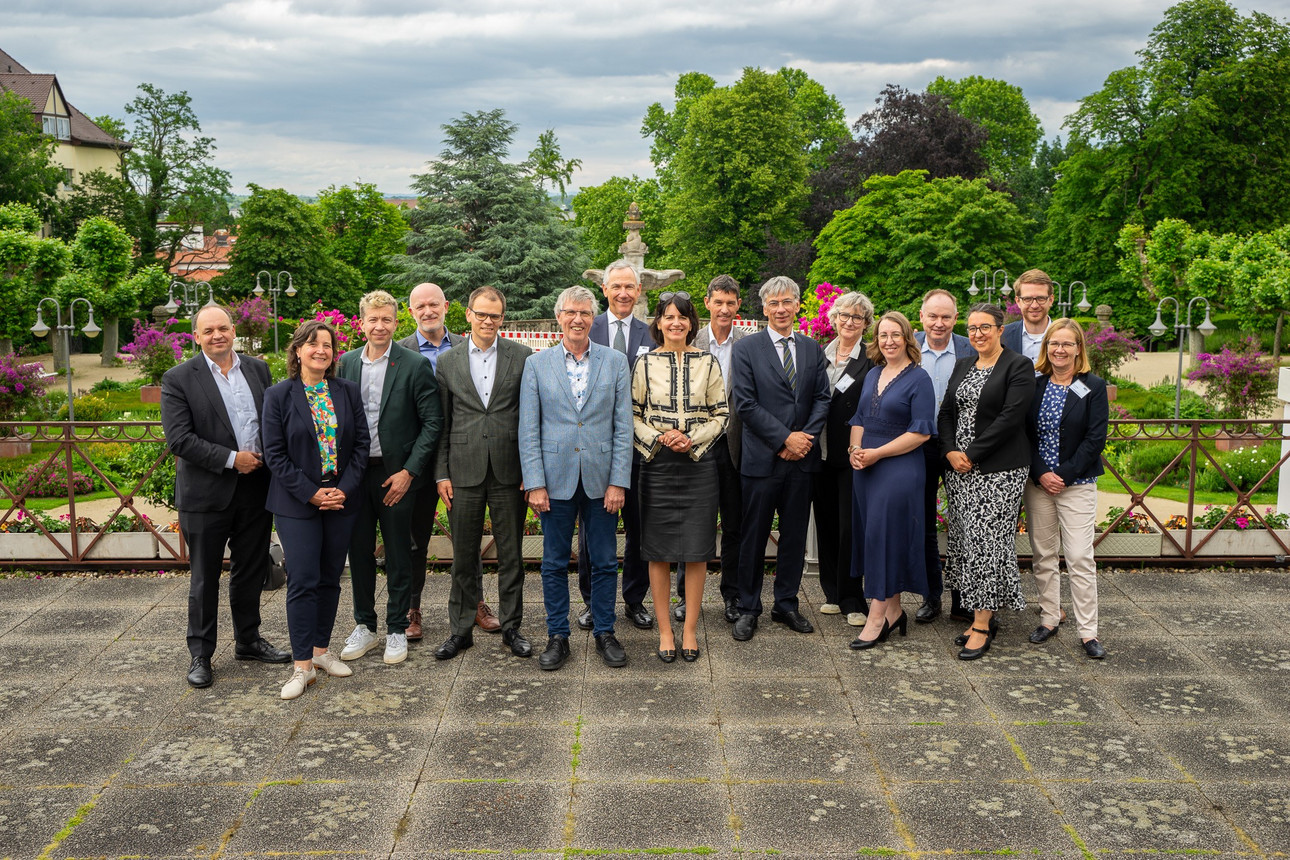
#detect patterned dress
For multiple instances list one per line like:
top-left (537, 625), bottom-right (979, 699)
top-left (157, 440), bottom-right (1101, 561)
top-left (942, 365), bottom-right (1028, 611)
top-left (304, 380), bottom-right (338, 476)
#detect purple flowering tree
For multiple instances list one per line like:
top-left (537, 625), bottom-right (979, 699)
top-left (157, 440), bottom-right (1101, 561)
top-left (119, 320), bottom-right (192, 385)
top-left (0, 352), bottom-right (49, 432)
top-left (1084, 324), bottom-right (1143, 380)
top-left (230, 295), bottom-right (273, 353)
top-left (1187, 337), bottom-right (1278, 419)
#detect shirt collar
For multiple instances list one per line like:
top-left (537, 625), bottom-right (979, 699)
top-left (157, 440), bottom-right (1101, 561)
top-left (561, 340), bottom-right (591, 362)
top-left (707, 324), bottom-right (732, 346)
top-left (469, 337), bottom-right (498, 356)
top-left (416, 330), bottom-right (450, 349)
top-left (203, 351), bottom-right (240, 376)
top-left (921, 335), bottom-right (955, 357)
top-left (360, 342), bottom-right (392, 364)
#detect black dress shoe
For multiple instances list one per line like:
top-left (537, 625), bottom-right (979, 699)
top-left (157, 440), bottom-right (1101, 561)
top-left (723, 597), bottom-right (740, 624)
top-left (914, 600), bottom-right (941, 623)
top-left (434, 633), bottom-right (473, 660)
top-left (954, 617), bottom-right (999, 647)
top-left (595, 632), bottom-right (628, 667)
top-left (681, 647), bottom-right (700, 662)
top-left (186, 655), bottom-right (213, 688)
top-left (576, 606), bottom-right (594, 630)
top-left (502, 628), bottom-right (533, 658)
top-left (538, 634), bottom-right (569, 671)
top-left (672, 600), bottom-right (686, 622)
top-left (234, 637), bottom-right (291, 663)
top-left (657, 647), bottom-right (676, 663)
top-left (732, 613), bottom-right (757, 641)
top-left (1028, 624), bottom-right (1058, 644)
top-left (958, 627), bottom-right (993, 660)
top-left (1082, 638), bottom-right (1107, 659)
top-left (770, 609), bottom-right (814, 634)
top-left (625, 603), bottom-right (654, 630)
top-left (849, 618), bottom-right (891, 650)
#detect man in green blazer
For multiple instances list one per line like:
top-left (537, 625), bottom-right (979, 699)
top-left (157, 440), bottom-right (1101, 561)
top-left (336, 290), bottom-right (443, 665)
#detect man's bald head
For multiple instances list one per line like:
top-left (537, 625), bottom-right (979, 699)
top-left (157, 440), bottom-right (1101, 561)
top-left (409, 283), bottom-right (448, 341)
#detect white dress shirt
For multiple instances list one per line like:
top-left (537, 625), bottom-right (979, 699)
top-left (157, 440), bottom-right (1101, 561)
top-left (1021, 319), bottom-right (1051, 363)
top-left (204, 352), bottom-right (260, 469)
top-left (919, 337), bottom-right (959, 414)
top-left (468, 337), bottom-right (498, 407)
top-left (704, 324), bottom-right (734, 384)
top-left (359, 342), bottom-right (391, 458)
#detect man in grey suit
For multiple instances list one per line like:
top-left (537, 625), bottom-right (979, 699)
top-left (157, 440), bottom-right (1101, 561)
top-left (1001, 269), bottom-right (1055, 362)
top-left (520, 286), bottom-right (633, 671)
top-left (431, 286), bottom-right (534, 661)
top-left (914, 289), bottom-right (977, 623)
top-left (161, 304), bottom-right (289, 688)
top-left (675, 274), bottom-right (746, 624)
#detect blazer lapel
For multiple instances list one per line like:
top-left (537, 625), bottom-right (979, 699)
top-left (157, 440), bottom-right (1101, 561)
top-left (192, 358), bottom-right (237, 440)
top-left (453, 344), bottom-right (488, 412)
top-left (377, 347), bottom-right (399, 419)
top-left (490, 341), bottom-right (517, 411)
top-left (763, 332), bottom-right (795, 394)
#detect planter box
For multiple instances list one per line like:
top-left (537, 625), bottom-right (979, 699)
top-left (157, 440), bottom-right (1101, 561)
top-left (0, 435), bottom-right (33, 458)
top-left (1095, 532), bottom-right (1164, 556)
top-left (139, 385), bottom-right (162, 403)
top-left (1163, 529), bottom-right (1290, 557)
top-left (84, 532), bottom-right (158, 560)
top-left (0, 533), bottom-right (74, 561)
top-left (0, 532), bottom-right (160, 561)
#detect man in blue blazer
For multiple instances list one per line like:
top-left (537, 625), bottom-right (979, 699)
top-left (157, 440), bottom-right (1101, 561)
top-left (520, 286), bottom-right (634, 671)
top-left (729, 276), bottom-right (830, 642)
top-left (1001, 269), bottom-right (1055, 362)
top-left (914, 289), bottom-right (978, 623)
top-left (577, 259), bottom-right (654, 630)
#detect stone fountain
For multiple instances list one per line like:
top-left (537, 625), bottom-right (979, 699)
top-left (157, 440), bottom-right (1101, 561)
top-left (582, 202), bottom-right (685, 320)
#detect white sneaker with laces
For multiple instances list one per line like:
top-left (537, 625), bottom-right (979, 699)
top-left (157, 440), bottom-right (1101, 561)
top-left (340, 625), bottom-right (378, 661)
top-left (280, 666), bottom-right (317, 700)
top-left (384, 632), bottom-right (408, 664)
top-left (312, 651), bottom-right (353, 677)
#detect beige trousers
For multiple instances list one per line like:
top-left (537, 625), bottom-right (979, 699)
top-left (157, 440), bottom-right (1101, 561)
top-left (1023, 481), bottom-right (1099, 639)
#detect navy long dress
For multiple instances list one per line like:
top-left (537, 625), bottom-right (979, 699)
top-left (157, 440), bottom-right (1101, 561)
top-left (849, 363), bottom-right (937, 600)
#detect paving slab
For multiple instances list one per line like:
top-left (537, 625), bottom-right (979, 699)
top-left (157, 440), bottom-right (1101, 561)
top-left (722, 724), bottom-right (867, 781)
top-left (865, 723), bottom-right (1030, 781)
top-left (729, 779), bottom-right (905, 852)
top-left (1049, 782), bottom-right (1247, 851)
top-left (401, 779), bottom-right (567, 852)
top-left (577, 723), bottom-right (724, 780)
top-left (571, 781), bottom-right (732, 849)
top-left (425, 723), bottom-right (572, 781)
top-left (223, 778), bottom-right (409, 855)
top-left (892, 780), bottom-right (1072, 851)
top-left (0, 727), bottom-right (148, 787)
top-left (0, 786), bottom-right (97, 859)
top-left (1008, 723), bottom-right (1178, 779)
top-left (1157, 724), bottom-right (1290, 780)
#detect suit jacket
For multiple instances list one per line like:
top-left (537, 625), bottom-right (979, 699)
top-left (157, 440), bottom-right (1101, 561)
top-left (937, 348), bottom-right (1036, 473)
top-left (693, 324), bottom-right (747, 466)
top-left (518, 342), bottom-right (632, 500)
top-left (397, 330), bottom-right (465, 355)
top-left (337, 342), bottom-right (442, 487)
top-left (1026, 372), bottom-right (1109, 484)
top-left (1002, 319), bottom-right (1051, 358)
top-left (821, 343), bottom-right (874, 469)
top-left (914, 331), bottom-right (977, 361)
top-left (729, 330), bottom-right (831, 477)
top-left (434, 335), bottom-right (533, 488)
top-left (261, 376), bottom-right (370, 519)
top-left (591, 312), bottom-right (652, 367)
top-left (161, 352), bottom-right (272, 513)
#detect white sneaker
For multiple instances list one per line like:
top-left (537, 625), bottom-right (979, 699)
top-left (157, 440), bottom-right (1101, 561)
top-left (340, 625), bottom-right (378, 661)
top-left (819, 603), bottom-right (842, 615)
top-left (280, 666), bottom-right (317, 700)
top-left (312, 651), bottom-right (353, 677)
top-left (384, 632), bottom-right (408, 664)
top-left (846, 612), bottom-right (867, 627)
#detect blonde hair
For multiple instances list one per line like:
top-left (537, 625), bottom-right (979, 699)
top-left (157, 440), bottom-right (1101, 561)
top-left (1034, 318), bottom-right (1091, 375)
top-left (865, 311), bottom-right (922, 367)
top-left (359, 289), bottom-right (399, 319)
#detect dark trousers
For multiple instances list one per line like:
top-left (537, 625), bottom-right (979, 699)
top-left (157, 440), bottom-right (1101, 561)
top-left (543, 483), bottom-right (619, 637)
top-left (408, 480), bottom-right (441, 610)
top-left (447, 464), bottom-right (526, 636)
top-left (813, 464), bottom-right (867, 615)
top-left (181, 474), bottom-right (272, 659)
top-left (678, 436), bottom-right (741, 600)
top-left (578, 459), bottom-right (647, 606)
top-left (737, 462), bottom-right (813, 616)
top-left (922, 440), bottom-right (949, 603)
top-left (349, 462), bottom-right (418, 635)
top-left (276, 506), bottom-right (360, 661)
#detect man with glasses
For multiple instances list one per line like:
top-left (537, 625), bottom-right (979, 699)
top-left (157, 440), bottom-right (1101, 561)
top-left (913, 289), bottom-right (977, 623)
top-left (1002, 270), bottom-right (1056, 361)
top-left (729, 276), bottom-right (830, 642)
top-left (430, 286), bottom-right (535, 661)
top-left (520, 286), bottom-right (634, 670)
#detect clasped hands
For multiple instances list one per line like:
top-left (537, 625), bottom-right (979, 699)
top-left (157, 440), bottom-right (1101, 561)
top-left (659, 429), bottom-right (692, 453)
top-left (946, 451), bottom-right (974, 473)
top-left (777, 431), bottom-right (814, 461)
top-left (309, 486), bottom-right (347, 511)
top-left (849, 447), bottom-right (882, 470)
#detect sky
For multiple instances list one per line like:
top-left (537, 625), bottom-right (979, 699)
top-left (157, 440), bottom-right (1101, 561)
top-left (7, 0), bottom-right (1290, 199)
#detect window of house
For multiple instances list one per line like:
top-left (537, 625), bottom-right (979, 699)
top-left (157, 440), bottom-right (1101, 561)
top-left (41, 115), bottom-right (71, 140)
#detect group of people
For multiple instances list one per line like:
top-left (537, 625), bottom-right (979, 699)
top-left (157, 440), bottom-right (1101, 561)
top-left (161, 265), bottom-right (1110, 702)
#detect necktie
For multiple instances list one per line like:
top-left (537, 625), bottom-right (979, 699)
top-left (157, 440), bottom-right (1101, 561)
top-left (780, 337), bottom-right (796, 389)
top-left (613, 321), bottom-right (627, 354)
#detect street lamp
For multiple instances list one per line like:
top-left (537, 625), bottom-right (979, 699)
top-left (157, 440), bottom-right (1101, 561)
top-left (968, 269), bottom-right (1012, 304)
top-left (32, 297), bottom-right (101, 422)
top-left (1056, 280), bottom-right (1093, 318)
top-left (254, 270), bottom-right (296, 353)
top-left (1149, 296), bottom-right (1217, 420)
top-left (164, 279), bottom-right (215, 318)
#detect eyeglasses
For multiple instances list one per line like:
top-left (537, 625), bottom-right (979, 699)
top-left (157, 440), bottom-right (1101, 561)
top-left (876, 332), bottom-right (904, 342)
top-left (836, 312), bottom-right (866, 324)
top-left (559, 309), bottom-right (594, 319)
top-left (966, 324), bottom-right (998, 335)
top-left (659, 291), bottom-right (690, 302)
top-left (1047, 341), bottom-right (1078, 351)
top-left (1017, 296), bottom-right (1051, 306)
top-left (468, 308), bottom-right (503, 323)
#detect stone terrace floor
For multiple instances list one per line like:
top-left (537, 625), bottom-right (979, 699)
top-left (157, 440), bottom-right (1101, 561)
top-left (1, 567), bottom-right (1288, 859)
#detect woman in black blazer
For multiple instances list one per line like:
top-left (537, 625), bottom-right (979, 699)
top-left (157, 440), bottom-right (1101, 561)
top-left (1023, 319), bottom-right (1109, 659)
top-left (261, 319), bottom-right (369, 700)
top-left (812, 291), bottom-right (875, 626)
top-left (938, 303), bottom-right (1035, 660)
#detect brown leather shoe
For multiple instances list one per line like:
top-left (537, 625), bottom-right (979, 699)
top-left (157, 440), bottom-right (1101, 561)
top-left (406, 607), bottom-right (423, 641)
top-left (475, 601), bottom-right (501, 633)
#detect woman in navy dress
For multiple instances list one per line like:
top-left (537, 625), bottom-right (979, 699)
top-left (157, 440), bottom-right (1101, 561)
top-left (847, 312), bottom-right (937, 650)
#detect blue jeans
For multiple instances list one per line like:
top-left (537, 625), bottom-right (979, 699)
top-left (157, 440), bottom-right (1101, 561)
top-left (540, 483), bottom-right (619, 637)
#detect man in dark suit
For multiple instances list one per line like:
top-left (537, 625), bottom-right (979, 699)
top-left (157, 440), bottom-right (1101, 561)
top-left (431, 286), bottom-right (534, 661)
top-left (161, 304), bottom-right (289, 688)
top-left (398, 282), bottom-right (478, 641)
top-left (577, 259), bottom-right (653, 631)
top-left (337, 290), bottom-right (442, 665)
top-left (1001, 269), bottom-right (1055, 362)
top-left (729, 276), bottom-right (830, 642)
top-left (914, 289), bottom-right (977, 623)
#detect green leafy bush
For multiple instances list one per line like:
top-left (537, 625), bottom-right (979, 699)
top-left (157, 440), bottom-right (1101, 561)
top-left (118, 441), bottom-right (177, 508)
top-left (1197, 443), bottom-right (1281, 493)
top-left (1127, 442), bottom-right (1190, 485)
top-left (56, 393), bottom-right (115, 421)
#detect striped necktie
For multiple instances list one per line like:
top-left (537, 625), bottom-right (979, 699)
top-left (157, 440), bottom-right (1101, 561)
top-left (780, 337), bottom-right (796, 389)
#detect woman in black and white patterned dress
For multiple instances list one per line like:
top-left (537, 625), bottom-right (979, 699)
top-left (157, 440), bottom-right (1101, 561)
top-left (938, 303), bottom-right (1036, 660)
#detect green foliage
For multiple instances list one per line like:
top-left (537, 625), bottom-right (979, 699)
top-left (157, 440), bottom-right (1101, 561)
top-left (527, 129), bottom-right (583, 201)
top-left (927, 75), bottom-right (1043, 182)
top-left (58, 216), bottom-right (138, 319)
top-left (641, 72), bottom-right (718, 193)
top-left (1197, 442), bottom-right (1281, 492)
top-left (0, 203), bottom-right (72, 343)
top-left (0, 90), bottom-right (64, 207)
top-left (1127, 441), bottom-right (1190, 484)
top-left (809, 171), bottom-right (1029, 316)
top-left (444, 301), bottom-right (468, 335)
top-left (55, 393), bottom-right (114, 421)
top-left (388, 109), bottom-right (588, 320)
top-left (315, 183), bottom-right (408, 292)
top-left (49, 168), bottom-right (140, 242)
top-left (1007, 137), bottom-right (1069, 244)
top-left (776, 67), bottom-right (851, 171)
top-left (572, 176), bottom-right (667, 270)
top-left (662, 67), bottom-right (808, 290)
top-left (119, 440), bottom-right (177, 508)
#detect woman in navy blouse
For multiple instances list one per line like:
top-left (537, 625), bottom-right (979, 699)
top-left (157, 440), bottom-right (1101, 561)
top-left (1023, 319), bottom-right (1109, 659)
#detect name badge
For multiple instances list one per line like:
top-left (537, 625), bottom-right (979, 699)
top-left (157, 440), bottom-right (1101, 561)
top-left (1070, 380), bottom-right (1091, 398)
top-left (835, 374), bottom-right (855, 393)
top-left (636, 345), bottom-right (650, 357)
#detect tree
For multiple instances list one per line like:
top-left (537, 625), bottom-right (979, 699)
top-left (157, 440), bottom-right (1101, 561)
top-left (315, 183), bottom-right (408, 291)
top-left (927, 75), bottom-right (1043, 184)
top-left (388, 109), bottom-right (588, 319)
top-left (528, 129), bottom-right (583, 202)
top-left (809, 170), bottom-right (1029, 317)
top-left (0, 203), bottom-right (71, 354)
top-left (641, 72), bottom-right (718, 193)
top-left (1006, 136), bottom-right (1069, 244)
top-left (217, 184), bottom-right (366, 321)
top-left (776, 67), bottom-right (852, 172)
top-left (661, 67), bottom-right (808, 291)
top-left (572, 176), bottom-right (667, 270)
top-left (0, 91), bottom-right (64, 208)
top-left (118, 83), bottom-right (232, 269)
top-left (53, 217), bottom-right (140, 365)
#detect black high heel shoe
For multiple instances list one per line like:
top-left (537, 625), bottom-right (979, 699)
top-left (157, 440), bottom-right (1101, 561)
top-left (889, 611), bottom-right (908, 637)
top-left (657, 646), bottom-right (676, 663)
top-left (681, 647), bottom-right (700, 662)
top-left (849, 618), bottom-right (891, 650)
top-left (954, 616), bottom-right (998, 647)
top-left (958, 626), bottom-right (993, 660)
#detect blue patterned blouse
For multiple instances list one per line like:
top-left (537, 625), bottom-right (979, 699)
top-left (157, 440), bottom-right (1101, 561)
top-left (304, 380), bottom-right (338, 476)
top-left (1036, 382), bottom-right (1096, 486)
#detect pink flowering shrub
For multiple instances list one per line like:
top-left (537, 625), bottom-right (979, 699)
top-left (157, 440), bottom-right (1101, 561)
top-left (17, 463), bottom-right (94, 497)
top-left (797, 282), bottom-right (844, 343)
top-left (1187, 337), bottom-right (1278, 419)
top-left (120, 321), bottom-right (192, 385)
top-left (1084, 325), bottom-right (1143, 379)
top-left (308, 302), bottom-right (362, 349)
top-left (229, 296), bottom-right (273, 350)
top-left (0, 352), bottom-right (48, 424)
